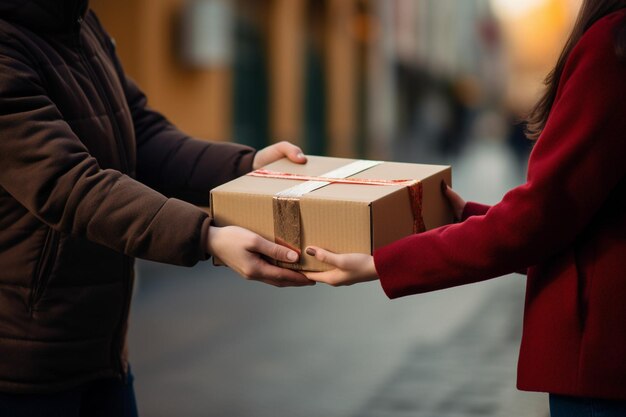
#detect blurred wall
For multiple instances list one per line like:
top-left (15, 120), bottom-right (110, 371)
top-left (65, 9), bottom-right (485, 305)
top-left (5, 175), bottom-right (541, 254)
top-left (492, 0), bottom-right (582, 115)
top-left (90, 0), bottom-right (363, 155)
top-left (91, 0), bottom-right (232, 142)
top-left (90, 0), bottom-right (581, 159)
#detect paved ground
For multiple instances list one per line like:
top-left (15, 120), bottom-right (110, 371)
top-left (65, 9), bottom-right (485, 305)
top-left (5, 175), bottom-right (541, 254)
top-left (128, 138), bottom-right (549, 417)
top-left (354, 279), bottom-right (548, 417)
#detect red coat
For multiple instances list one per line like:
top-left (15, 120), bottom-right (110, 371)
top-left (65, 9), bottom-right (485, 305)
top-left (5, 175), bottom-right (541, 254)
top-left (374, 10), bottom-right (626, 400)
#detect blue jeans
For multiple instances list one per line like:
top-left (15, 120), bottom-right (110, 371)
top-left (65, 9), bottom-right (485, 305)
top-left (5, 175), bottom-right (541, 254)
top-left (0, 371), bottom-right (138, 417)
top-left (550, 394), bottom-right (626, 417)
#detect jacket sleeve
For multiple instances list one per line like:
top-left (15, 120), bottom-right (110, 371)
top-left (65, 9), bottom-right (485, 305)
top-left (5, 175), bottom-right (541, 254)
top-left (121, 76), bottom-right (255, 205)
top-left (374, 18), bottom-right (626, 299)
top-left (94, 13), bottom-right (255, 206)
top-left (0, 35), bottom-right (209, 266)
top-left (461, 202), bottom-right (491, 220)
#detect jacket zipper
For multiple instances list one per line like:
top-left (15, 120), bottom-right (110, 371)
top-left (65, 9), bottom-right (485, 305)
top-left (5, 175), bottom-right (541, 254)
top-left (30, 228), bottom-right (60, 312)
top-left (75, 16), bottom-right (133, 379)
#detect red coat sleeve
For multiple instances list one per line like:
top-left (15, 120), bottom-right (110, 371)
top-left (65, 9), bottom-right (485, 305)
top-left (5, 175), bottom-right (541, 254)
top-left (374, 15), bottom-right (626, 299)
top-left (461, 202), bottom-right (491, 220)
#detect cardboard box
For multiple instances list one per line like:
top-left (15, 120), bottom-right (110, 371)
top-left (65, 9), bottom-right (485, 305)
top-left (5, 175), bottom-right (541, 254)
top-left (210, 156), bottom-right (453, 271)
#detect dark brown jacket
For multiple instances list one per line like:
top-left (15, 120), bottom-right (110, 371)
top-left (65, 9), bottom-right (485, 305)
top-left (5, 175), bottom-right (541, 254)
top-left (0, 0), bottom-right (254, 393)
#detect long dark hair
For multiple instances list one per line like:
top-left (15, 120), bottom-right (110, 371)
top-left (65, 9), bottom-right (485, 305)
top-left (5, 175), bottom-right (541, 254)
top-left (525, 0), bottom-right (626, 139)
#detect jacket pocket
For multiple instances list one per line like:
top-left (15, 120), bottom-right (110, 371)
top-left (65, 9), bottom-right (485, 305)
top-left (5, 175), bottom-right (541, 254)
top-left (30, 228), bottom-right (60, 311)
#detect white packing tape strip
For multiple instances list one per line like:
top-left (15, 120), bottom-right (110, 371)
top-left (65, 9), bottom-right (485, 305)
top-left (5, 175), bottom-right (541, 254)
top-left (274, 160), bottom-right (383, 198)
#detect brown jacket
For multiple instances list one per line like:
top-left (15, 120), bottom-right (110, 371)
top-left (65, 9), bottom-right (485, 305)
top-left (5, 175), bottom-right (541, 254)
top-left (0, 0), bottom-right (254, 393)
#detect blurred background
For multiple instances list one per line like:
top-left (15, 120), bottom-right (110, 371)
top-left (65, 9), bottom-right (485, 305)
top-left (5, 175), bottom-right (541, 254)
top-left (90, 0), bottom-right (581, 416)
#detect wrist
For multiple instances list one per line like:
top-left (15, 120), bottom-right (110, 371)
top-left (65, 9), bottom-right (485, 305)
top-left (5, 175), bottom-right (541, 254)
top-left (206, 225), bottom-right (222, 256)
top-left (200, 217), bottom-right (212, 259)
top-left (365, 255), bottom-right (379, 281)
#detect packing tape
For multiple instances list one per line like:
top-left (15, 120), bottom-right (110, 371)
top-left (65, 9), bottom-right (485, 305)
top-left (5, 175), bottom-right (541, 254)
top-left (247, 160), bottom-right (425, 268)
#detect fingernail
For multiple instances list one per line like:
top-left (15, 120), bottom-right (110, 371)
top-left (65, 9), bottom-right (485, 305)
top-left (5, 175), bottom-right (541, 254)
top-left (305, 247), bottom-right (316, 256)
top-left (287, 251), bottom-right (298, 262)
top-left (297, 152), bottom-right (306, 159)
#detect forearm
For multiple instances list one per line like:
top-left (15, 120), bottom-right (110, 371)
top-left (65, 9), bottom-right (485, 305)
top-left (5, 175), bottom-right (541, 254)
top-left (375, 27), bottom-right (626, 298)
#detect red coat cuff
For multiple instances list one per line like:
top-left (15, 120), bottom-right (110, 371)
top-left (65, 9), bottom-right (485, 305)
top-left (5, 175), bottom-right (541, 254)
top-left (374, 241), bottom-right (427, 299)
top-left (461, 202), bottom-right (491, 220)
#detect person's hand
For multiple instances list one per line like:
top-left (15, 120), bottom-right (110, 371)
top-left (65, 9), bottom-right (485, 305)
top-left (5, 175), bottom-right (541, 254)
top-left (207, 225), bottom-right (315, 287)
top-left (253, 141), bottom-right (307, 170)
top-left (443, 183), bottom-right (466, 221)
top-left (301, 247), bottom-right (378, 286)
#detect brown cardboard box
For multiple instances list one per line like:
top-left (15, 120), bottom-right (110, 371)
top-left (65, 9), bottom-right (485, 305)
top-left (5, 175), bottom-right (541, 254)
top-left (210, 156), bottom-right (453, 271)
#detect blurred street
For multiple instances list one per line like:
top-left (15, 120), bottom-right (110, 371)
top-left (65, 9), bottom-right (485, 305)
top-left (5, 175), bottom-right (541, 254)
top-left (0, 0), bottom-right (585, 414)
top-left (129, 136), bottom-right (548, 417)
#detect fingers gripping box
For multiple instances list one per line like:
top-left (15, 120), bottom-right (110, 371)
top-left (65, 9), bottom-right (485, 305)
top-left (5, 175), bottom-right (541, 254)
top-left (210, 156), bottom-right (453, 271)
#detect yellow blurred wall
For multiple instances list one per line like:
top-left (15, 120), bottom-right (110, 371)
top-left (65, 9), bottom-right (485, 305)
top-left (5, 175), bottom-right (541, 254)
top-left (91, 0), bottom-right (364, 156)
top-left (493, 0), bottom-right (582, 114)
top-left (91, 0), bottom-right (232, 141)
